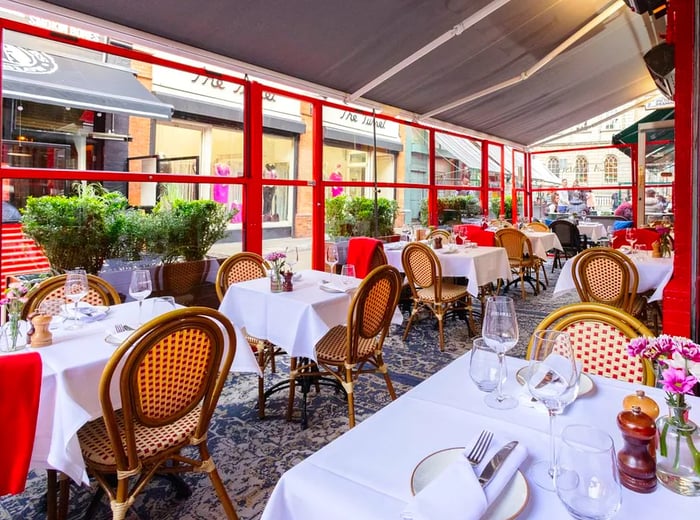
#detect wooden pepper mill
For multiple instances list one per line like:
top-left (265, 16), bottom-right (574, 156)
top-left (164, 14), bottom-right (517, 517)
top-left (30, 314), bottom-right (53, 348)
top-left (617, 405), bottom-right (657, 493)
top-left (282, 271), bottom-right (294, 292)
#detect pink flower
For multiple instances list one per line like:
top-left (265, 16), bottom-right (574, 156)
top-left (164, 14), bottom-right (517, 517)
top-left (627, 337), bottom-right (650, 357)
top-left (661, 367), bottom-right (698, 395)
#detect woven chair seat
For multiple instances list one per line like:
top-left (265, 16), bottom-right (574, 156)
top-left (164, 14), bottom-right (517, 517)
top-left (316, 325), bottom-right (376, 363)
top-left (416, 283), bottom-right (469, 303)
top-left (78, 406), bottom-right (201, 467)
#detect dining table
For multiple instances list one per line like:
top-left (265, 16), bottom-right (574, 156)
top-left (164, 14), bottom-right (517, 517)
top-left (553, 252), bottom-right (674, 302)
top-left (218, 269), bottom-right (402, 361)
top-left (577, 221), bottom-right (608, 242)
top-left (261, 353), bottom-right (698, 520)
top-left (520, 230), bottom-right (563, 261)
top-left (26, 300), bottom-right (260, 485)
top-left (383, 243), bottom-right (512, 297)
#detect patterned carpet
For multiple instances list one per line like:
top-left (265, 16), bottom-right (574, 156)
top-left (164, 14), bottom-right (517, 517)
top-left (0, 267), bottom-right (579, 520)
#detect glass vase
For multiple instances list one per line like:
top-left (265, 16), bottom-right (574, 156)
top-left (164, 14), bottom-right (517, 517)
top-left (656, 405), bottom-right (700, 496)
top-left (0, 315), bottom-right (28, 352)
top-left (270, 271), bottom-right (283, 293)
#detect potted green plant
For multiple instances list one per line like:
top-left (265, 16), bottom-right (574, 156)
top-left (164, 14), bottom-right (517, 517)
top-left (419, 195), bottom-right (482, 226)
top-left (325, 195), bottom-right (398, 239)
top-left (21, 184), bottom-right (127, 274)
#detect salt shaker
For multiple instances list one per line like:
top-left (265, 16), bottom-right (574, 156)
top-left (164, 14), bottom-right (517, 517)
top-left (617, 405), bottom-right (657, 493)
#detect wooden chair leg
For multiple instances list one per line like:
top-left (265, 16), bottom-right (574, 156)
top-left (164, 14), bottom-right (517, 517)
top-left (286, 357), bottom-right (298, 421)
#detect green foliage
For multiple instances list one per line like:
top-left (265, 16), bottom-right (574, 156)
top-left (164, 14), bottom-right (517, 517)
top-left (21, 183), bottom-right (126, 274)
top-left (325, 195), bottom-right (398, 238)
top-left (490, 195), bottom-right (512, 219)
top-left (419, 195), bottom-right (482, 226)
top-left (153, 198), bottom-right (234, 262)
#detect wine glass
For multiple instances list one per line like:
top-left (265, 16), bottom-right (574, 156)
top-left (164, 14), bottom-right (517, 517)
top-left (286, 246), bottom-right (299, 272)
top-left (129, 269), bottom-right (153, 325)
top-left (64, 269), bottom-right (88, 329)
top-left (481, 296), bottom-right (519, 410)
top-left (607, 226), bottom-right (615, 247)
top-left (469, 337), bottom-right (500, 393)
top-left (526, 329), bottom-right (579, 490)
top-left (555, 424), bottom-right (622, 519)
top-left (625, 228), bottom-right (637, 251)
top-left (325, 243), bottom-right (339, 279)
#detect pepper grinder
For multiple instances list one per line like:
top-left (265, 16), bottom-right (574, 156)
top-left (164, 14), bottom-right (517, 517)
top-left (282, 271), bottom-right (294, 292)
top-left (617, 405), bottom-right (657, 493)
top-left (30, 314), bottom-right (53, 348)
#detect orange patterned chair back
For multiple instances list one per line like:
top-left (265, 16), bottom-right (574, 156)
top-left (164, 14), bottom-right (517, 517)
top-left (494, 228), bottom-right (535, 263)
top-left (571, 247), bottom-right (639, 314)
top-left (527, 302), bottom-right (655, 385)
top-left (21, 274), bottom-right (121, 319)
top-left (215, 252), bottom-right (269, 302)
top-left (401, 242), bottom-right (442, 297)
top-left (523, 221), bottom-right (549, 232)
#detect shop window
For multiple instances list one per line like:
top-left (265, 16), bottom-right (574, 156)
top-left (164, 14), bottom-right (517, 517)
top-left (548, 157), bottom-right (560, 175)
top-left (574, 155), bottom-right (588, 184)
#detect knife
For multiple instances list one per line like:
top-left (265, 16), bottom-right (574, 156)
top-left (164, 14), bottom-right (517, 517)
top-left (477, 440), bottom-right (519, 487)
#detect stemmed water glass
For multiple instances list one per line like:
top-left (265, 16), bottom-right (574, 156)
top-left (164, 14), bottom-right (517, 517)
top-left (325, 243), bottom-right (339, 279)
top-left (469, 337), bottom-right (500, 393)
top-left (526, 329), bottom-right (579, 490)
top-left (129, 269), bottom-right (153, 325)
top-left (64, 269), bottom-right (88, 329)
top-left (625, 228), bottom-right (637, 252)
top-left (481, 296), bottom-right (519, 410)
top-left (286, 246), bottom-right (299, 272)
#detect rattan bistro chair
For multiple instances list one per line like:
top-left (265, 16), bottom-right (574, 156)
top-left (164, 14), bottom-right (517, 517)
top-left (570, 247), bottom-right (647, 319)
top-left (215, 252), bottom-right (282, 419)
top-left (523, 221), bottom-right (549, 232)
top-left (74, 307), bottom-right (239, 520)
top-left (426, 228), bottom-right (451, 242)
top-left (527, 302), bottom-right (655, 385)
top-left (494, 228), bottom-right (543, 299)
top-left (401, 242), bottom-right (476, 351)
top-left (21, 274), bottom-right (121, 319)
top-left (286, 265), bottom-right (402, 428)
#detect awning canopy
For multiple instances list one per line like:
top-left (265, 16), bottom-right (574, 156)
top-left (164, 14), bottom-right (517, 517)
top-left (612, 108), bottom-right (675, 145)
top-left (16, 0), bottom-right (662, 146)
top-left (2, 44), bottom-right (173, 120)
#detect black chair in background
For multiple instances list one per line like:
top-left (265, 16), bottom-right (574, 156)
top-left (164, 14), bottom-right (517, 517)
top-left (549, 220), bottom-right (589, 272)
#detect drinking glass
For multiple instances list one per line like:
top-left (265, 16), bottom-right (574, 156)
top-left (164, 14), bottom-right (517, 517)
top-left (625, 228), bottom-right (637, 251)
top-left (469, 337), bottom-right (500, 393)
top-left (526, 329), bottom-right (579, 490)
top-left (325, 243), bottom-right (339, 279)
top-left (340, 264), bottom-right (356, 285)
top-left (607, 226), bottom-right (615, 246)
top-left (64, 269), bottom-right (88, 329)
top-left (481, 296), bottom-right (519, 409)
top-left (129, 269), bottom-right (153, 325)
top-left (555, 424), bottom-right (622, 519)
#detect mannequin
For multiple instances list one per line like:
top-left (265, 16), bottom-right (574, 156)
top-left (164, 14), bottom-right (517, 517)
top-left (263, 163), bottom-right (277, 217)
top-left (329, 164), bottom-right (343, 197)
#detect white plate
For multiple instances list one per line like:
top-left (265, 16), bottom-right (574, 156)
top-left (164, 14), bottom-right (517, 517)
top-left (410, 447), bottom-right (529, 520)
top-left (61, 302), bottom-right (110, 316)
top-left (515, 366), bottom-right (595, 398)
top-left (439, 248), bottom-right (459, 254)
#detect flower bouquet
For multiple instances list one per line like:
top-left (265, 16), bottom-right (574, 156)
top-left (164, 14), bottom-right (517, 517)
top-left (654, 226), bottom-right (674, 257)
top-left (628, 335), bottom-right (700, 495)
top-left (0, 281), bottom-right (31, 351)
top-left (265, 251), bottom-right (287, 292)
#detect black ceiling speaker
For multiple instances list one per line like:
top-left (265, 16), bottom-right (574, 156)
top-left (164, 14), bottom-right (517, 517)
top-left (644, 42), bottom-right (675, 99)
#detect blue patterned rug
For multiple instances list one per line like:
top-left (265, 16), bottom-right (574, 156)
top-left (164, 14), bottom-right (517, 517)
top-left (0, 268), bottom-right (578, 519)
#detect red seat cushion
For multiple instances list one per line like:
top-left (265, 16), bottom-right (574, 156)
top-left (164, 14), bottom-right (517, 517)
top-left (612, 228), bottom-right (661, 250)
top-left (0, 352), bottom-right (42, 495)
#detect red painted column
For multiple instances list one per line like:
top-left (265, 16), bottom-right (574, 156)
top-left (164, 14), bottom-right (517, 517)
top-left (662, 0), bottom-right (696, 337)
top-left (245, 81), bottom-right (264, 254)
top-left (428, 130), bottom-right (437, 227)
top-left (311, 101), bottom-right (325, 271)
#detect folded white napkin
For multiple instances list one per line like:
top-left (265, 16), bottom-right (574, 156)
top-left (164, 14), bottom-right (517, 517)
top-left (319, 280), bottom-right (354, 293)
top-left (104, 325), bottom-right (132, 345)
top-left (403, 436), bottom-right (527, 520)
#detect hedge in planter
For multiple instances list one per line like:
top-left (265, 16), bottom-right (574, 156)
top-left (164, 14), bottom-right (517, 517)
top-left (325, 195), bottom-right (398, 238)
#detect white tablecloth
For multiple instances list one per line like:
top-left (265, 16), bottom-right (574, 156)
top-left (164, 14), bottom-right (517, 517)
top-left (262, 354), bottom-right (698, 520)
top-left (219, 270), bottom-right (400, 361)
top-left (521, 231), bottom-right (563, 260)
top-left (29, 300), bottom-right (259, 484)
top-left (553, 253), bottom-right (674, 303)
top-left (384, 245), bottom-right (512, 297)
top-left (577, 222), bottom-right (607, 242)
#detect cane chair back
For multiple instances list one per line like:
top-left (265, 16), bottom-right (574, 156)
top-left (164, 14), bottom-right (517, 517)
top-left (523, 221), bottom-right (549, 232)
top-left (527, 302), bottom-right (655, 385)
top-left (286, 265), bottom-right (401, 428)
top-left (571, 247), bottom-right (645, 316)
top-left (76, 307), bottom-right (238, 519)
top-left (426, 228), bottom-right (451, 242)
top-left (494, 228), bottom-right (541, 299)
top-left (215, 252), bottom-right (279, 419)
top-left (401, 242), bottom-right (475, 351)
top-left (21, 274), bottom-right (121, 319)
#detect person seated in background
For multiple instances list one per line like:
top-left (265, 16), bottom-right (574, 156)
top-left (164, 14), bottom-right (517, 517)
top-left (568, 180), bottom-right (586, 215)
top-left (656, 194), bottom-right (668, 212)
top-left (547, 192), bottom-right (560, 214)
top-left (614, 197), bottom-right (633, 220)
top-left (644, 188), bottom-right (659, 215)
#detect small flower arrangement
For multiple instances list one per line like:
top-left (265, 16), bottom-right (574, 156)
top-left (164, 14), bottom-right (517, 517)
top-left (628, 335), bottom-right (700, 476)
top-left (265, 251), bottom-right (287, 276)
top-left (0, 281), bottom-right (32, 350)
top-left (655, 226), bottom-right (674, 257)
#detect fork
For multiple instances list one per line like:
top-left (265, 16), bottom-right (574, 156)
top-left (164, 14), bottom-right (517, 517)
top-left (464, 430), bottom-right (493, 466)
top-left (114, 324), bottom-right (132, 334)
